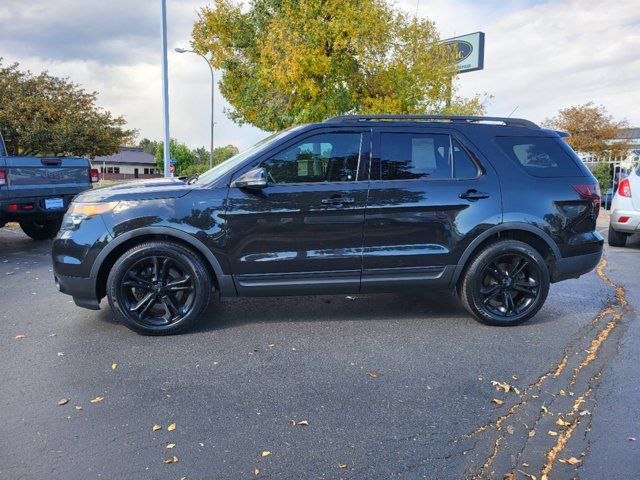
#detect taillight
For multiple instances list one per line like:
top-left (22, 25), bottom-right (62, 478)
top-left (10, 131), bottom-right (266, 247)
top-left (0, 168), bottom-right (7, 186)
top-left (573, 183), bottom-right (601, 218)
top-left (90, 168), bottom-right (100, 183)
top-left (618, 178), bottom-right (632, 197)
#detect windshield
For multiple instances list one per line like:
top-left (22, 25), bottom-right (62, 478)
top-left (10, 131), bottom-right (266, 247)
top-left (193, 127), bottom-right (301, 185)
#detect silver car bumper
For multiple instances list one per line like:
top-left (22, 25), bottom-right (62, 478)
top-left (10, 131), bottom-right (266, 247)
top-left (610, 209), bottom-right (640, 233)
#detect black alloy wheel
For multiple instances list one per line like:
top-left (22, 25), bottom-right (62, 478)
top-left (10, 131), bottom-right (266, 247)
top-left (478, 253), bottom-right (541, 318)
top-left (459, 240), bottom-right (550, 326)
top-left (107, 241), bottom-right (212, 335)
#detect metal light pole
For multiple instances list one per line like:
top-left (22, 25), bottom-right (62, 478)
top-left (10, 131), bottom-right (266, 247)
top-left (161, 0), bottom-right (172, 178)
top-left (175, 48), bottom-right (215, 169)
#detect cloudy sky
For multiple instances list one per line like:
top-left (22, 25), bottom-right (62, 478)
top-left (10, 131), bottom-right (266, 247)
top-left (1, 0), bottom-right (639, 151)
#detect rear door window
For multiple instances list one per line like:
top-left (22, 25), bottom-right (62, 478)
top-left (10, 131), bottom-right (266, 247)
top-left (379, 133), bottom-right (478, 180)
top-left (495, 136), bottom-right (583, 177)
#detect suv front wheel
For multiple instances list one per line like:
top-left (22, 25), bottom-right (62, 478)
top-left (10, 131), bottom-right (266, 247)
top-left (107, 241), bottom-right (212, 335)
top-left (459, 240), bottom-right (550, 326)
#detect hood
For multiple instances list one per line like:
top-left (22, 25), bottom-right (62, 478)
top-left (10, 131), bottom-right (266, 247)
top-left (75, 178), bottom-right (193, 203)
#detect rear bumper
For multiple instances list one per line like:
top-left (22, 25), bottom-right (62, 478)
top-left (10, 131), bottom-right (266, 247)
top-left (551, 249), bottom-right (603, 282)
top-left (0, 194), bottom-right (78, 221)
top-left (610, 209), bottom-right (640, 233)
top-left (54, 273), bottom-right (100, 310)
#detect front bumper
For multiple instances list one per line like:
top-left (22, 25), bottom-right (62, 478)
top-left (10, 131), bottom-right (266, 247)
top-left (54, 273), bottom-right (100, 310)
top-left (610, 209), bottom-right (640, 234)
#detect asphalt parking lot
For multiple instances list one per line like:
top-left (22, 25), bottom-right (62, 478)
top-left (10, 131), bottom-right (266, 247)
top-left (1, 222), bottom-right (638, 480)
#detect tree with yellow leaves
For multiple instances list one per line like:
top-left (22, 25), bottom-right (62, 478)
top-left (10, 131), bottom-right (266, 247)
top-left (191, 0), bottom-right (485, 131)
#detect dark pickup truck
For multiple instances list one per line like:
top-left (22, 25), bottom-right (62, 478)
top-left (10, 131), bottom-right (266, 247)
top-left (0, 133), bottom-right (98, 239)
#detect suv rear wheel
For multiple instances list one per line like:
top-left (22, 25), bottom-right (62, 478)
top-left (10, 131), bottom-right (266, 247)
top-left (459, 240), bottom-right (550, 326)
top-left (106, 241), bottom-right (212, 335)
top-left (607, 224), bottom-right (627, 247)
top-left (20, 217), bottom-right (62, 240)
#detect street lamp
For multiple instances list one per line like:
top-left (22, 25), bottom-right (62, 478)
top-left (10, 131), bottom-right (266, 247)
top-left (175, 47), bottom-right (215, 169)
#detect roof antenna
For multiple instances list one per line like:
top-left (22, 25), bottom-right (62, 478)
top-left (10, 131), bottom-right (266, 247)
top-left (507, 106), bottom-right (519, 117)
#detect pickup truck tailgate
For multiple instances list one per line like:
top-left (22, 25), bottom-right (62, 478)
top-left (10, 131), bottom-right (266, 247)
top-left (1, 157), bottom-right (90, 200)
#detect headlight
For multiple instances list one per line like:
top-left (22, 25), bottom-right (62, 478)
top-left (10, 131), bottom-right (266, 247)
top-left (61, 202), bottom-right (119, 230)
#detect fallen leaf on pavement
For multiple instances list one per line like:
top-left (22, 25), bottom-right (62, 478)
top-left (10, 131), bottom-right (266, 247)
top-left (559, 457), bottom-right (581, 465)
top-left (162, 455), bottom-right (178, 464)
top-left (111, 363), bottom-right (118, 370)
top-left (58, 398), bottom-right (69, 406)
top-left (541, 405), bottom-right (550, 414)
top-left (167, 423), bottom-right (176, 431)
top-left (90, 396), bottom-right (104, 404)
top-left (75, 405), bottom-right (82, 410)
top-left (297, 420), bottom-right (309, 426)
top-left (368, 371), bottom-right (379, 379)
top-left (339, 464), bottom-right (347, 469)
top-left (152, 424), bottom-right (162, 431)
top-left (254, 468), bottom-right (260, 475)
top-left (289, 419), bottom-right (297, 427)
top-left (261, 451), bottom-right (271, 457)
top-left (503, 473), bottom-right (516, 480)
top-left (516, 470), bottom-right (537, 480)
top-left (556, 418), bottom-right (570, 426)
top-left (492, 398), bottom-right (505, 406)
top-left (528, 430), bottom-right (536, 438)
top-left (14, 334), bottom-right (26, 340)
top-left (166, 443), bottom-right (176, 449)
top-left (548, 430), bottom-right (558, 436)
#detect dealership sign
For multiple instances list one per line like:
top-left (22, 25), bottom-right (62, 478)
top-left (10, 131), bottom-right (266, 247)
top-left (441, 32), bottom-right (485, 73)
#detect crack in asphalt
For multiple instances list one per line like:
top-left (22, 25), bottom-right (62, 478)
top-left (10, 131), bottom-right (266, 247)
top-left (457, 258), bottom-right (631, 480)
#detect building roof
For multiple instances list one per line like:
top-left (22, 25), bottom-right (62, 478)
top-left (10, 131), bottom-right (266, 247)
top-left (93, 147), bottom-right (156, 165)
top-left (616, 128), bottom-right (640, 140)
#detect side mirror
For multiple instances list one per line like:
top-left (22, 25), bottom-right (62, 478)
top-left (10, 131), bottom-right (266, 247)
top-left (234, 167), bottom-right (268, 189)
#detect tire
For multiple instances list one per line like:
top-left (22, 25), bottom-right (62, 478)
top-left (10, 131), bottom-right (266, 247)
top-left (20, 217), bottom-right (62, 240)
top-left (459, 240), bottom-right (550, 326)
top-left (607, 224), bottom-right (627, 247)
top-left (106, 241), bottom-right (212, 335)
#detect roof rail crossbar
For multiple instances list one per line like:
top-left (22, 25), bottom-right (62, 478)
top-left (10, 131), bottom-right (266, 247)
top-left (324, 114), bottom-right (540, 129)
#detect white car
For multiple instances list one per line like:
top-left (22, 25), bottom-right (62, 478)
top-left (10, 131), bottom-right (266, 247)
top-left (609, 164), bottom-right (640, 247)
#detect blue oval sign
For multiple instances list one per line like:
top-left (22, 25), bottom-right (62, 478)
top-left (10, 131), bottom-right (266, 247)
top-left (446, 40), bottom-right (473, 62)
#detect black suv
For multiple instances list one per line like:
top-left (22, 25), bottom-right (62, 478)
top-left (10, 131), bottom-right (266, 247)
top-left (52, 115), bottom-right (603, 335)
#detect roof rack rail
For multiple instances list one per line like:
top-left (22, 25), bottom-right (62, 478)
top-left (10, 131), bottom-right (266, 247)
top-left (324, 114), bottom-right (540, 129)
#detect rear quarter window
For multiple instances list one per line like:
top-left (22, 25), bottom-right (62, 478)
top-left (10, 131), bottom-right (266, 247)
top-left (494, 136), bottom-right (584, 177)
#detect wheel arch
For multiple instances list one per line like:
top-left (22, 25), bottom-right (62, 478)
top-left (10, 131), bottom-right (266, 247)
top-left (452, 223), bottom-right (561, 285)
top-left (93, 227), bottom-right (234, 300)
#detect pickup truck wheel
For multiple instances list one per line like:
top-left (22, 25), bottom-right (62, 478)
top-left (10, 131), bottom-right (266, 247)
top-left (106, 241), bottom-right (212, 335)
top-left (19, 218), bottom-right (62, 240)
top-left (459, 240), bottom-right (550, 326)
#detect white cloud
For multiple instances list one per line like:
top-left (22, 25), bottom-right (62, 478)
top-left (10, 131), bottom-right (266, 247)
top-left (1, 0), bottom-right (639, 152)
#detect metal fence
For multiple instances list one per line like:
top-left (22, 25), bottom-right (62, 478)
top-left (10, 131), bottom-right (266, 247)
top-left (580, 155), bottom-right (640, 211)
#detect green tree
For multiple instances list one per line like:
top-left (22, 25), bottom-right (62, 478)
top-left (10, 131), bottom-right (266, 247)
top-left (0, 59), bottom-right (136, 157)
top-left (139, 138), bottom-right (161, 156)
top-left (592, 162), bottom-right (612, 193)
top-left (154, 139), bottom-right (197, 176)
top-left (191, 0), bottom-right (484, 132)
top-left (543, 103), bottom-right (630, 157)
top-left (214, 144), bottom-right (239, 165)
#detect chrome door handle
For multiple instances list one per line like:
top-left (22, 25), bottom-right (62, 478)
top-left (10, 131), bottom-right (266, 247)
top-left (321, 196), bottom-right (355, 204)
top-left (459, 190), bottom-right (490, 201)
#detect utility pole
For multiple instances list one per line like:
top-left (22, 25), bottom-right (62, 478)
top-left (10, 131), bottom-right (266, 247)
top-left (161, 0), bottom-right (172, 178)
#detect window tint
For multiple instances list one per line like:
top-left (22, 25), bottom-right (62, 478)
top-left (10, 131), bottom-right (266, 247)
top-left (452, 138), bottom-right (479, 178)
top-left (380, 133), bottom-right (452, 180)
top-left (261, 132), bottom-right (362, 184)
top-left (495, 136), bottom-right (583, 177)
